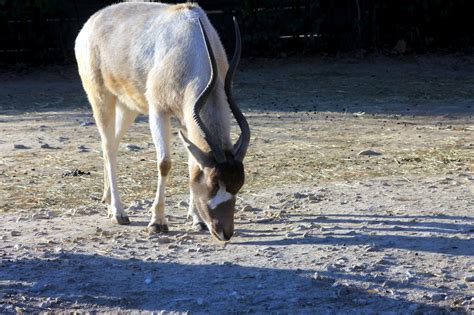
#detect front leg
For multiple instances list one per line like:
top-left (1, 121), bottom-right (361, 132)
top-left (187, 192), bottom-right (208, 231)
top-left (148, 111), bottom-right (171, 233)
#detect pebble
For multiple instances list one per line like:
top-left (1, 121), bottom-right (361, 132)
top-left (350, 264), bottom-right (366, 271)
top-left (241, 205), bottom-right (253, 212)
top-left (308, 194), bottom-right (323, 202)
top-left (293, 224), bottom-right (311, 231)
top-left (358, 149), bottom-right (382, 156)
top-left (312, 272), bottom-right (322, 280)
top-left (293, 192), bottom-right (308, 199)
top-left (40, 143), bottom-right (60, 149)
top-left (10, 231), bottom-right (21, 237)
top-left (14, 144), bottom-right (31, 149)
top-left (77, 145), bottom-right (89, 152)
top-left (38, 299), bottom-right (52, 308)
top-left (405, 270), bottom-right (416, 279)
top-left (80, 121), bottom-right (95, 126)
top-left (463, 275), bottom-right (474, 282)
top-left (127, 201), bottom-right (143, 211)
top-left (126, 144), bottom-right (142, 152)
top-left (334, 259), bottom-right (347, 268)
top-left (178, 200), bottom-right (189, 208)
top-left (430, 293), bottom-right (447, 301)
top-left (144, 275), bottom-right (153, 285)
top-left (365, 245), bottom-right (379, 252)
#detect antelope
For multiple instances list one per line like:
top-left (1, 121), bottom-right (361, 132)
top-left (75, 2), bottom-right (250, 242)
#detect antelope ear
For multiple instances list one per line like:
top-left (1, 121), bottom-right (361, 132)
top-left (179, 130), bottom-right (215, 168)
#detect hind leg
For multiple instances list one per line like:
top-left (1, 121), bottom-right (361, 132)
top-left (101, 103), bottom-right (138, 205)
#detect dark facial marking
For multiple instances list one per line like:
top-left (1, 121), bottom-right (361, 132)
top-left (216, 160), bottom-right (245, 195)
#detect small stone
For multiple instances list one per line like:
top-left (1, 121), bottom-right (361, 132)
top-left (308, 194), bottom-right (323, 202)
top-left (126, 144), bottom-right (142, 152)
top-left (10, 231), bottom-right (21, 237)
top-left (358, 149), bottom-right (382, 156)
top-left (334, 259), bottom-right (347, 268)
top-left (41, 143), bottom-right (60, 149)
top-left (80, 121), bottom-right (95, 126)
top-left (350, 264), bottom-right (365, 271)
top-left (77, 145), bottom-right (89, 152)
top-left (365, 245), bottom-right (379, 252)
top-left (38, 300), bottom-right (51, 308)
top-left (430, 293), bottom-right (447, 301)
top-left (63, 169), bottom-right (91, 177)
top-left (241, 205), bottom-right (253, 212)
top-left (293, 192), bottom-right (307, 199)
top-left (14, 144), bottom-right (31, 149)
top-left (463, 275), bottom-right (474, 282)
top-left (312, 272), bottom-right (322, 280)
top-left (178, 200), bottom-right (189, 208)
top-left (405, 270), bottom-right (416, 278)
top-left (144, 275), bottom-right (152, 285)
top-left (293, 224), bottom-right (310, 231)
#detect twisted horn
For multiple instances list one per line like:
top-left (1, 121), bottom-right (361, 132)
top-left (225, 17), bottom-right (250, 162)
top-left (190, 18), bottom-right (227, 164)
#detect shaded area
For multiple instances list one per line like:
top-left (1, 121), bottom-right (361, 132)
top-left (235, 213), bottom-right (474, 256)
top-left (0, 56), bottom-right (473, 116)
top-left (0, 253), bottom-right (452, 313)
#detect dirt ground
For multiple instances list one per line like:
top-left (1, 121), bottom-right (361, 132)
top-left (1, 55), bottom-right (473, 313)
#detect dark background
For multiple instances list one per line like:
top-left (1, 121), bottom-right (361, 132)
top-left (0, 0), bottom-right (473, 64)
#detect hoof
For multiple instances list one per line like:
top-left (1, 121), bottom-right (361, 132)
top-left (112, 215), bottom-right (131, 225)
top-left (148, 223), bottom-right (169, 233)
top-left (195, 222), bottom-right (208, 232)
top-left (101, 195), bottom-right (111, 205)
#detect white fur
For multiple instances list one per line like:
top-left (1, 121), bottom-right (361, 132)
top-left (208, 182), bottom-right (233, 210)
top-left (75, 2), bottom-right (234, 226)
top-left (148, 111), bottom-right (170, 226)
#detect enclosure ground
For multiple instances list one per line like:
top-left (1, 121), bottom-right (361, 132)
top-left (1, 56), bottom-right (473, 313)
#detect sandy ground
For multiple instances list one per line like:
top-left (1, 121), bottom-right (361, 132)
top-left (0, 55), bottom-right (473, 313)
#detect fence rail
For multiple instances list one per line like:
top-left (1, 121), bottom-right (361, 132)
top-left (0, 0), bottom-right (473, 64)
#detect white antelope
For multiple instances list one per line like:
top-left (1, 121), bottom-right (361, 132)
top-left (75, 2), bottom-right (250, 241)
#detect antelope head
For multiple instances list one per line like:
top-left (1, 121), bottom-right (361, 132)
top-left (179, 18), bottom-right (250, 242)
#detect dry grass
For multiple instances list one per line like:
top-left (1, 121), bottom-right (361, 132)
top-left (1, 56), bottom-right (473, 214)
top-left (1, 110), bottom-right (472, 214)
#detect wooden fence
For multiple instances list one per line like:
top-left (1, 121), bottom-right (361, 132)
top-left (0, 0), bottom-right (473, 64)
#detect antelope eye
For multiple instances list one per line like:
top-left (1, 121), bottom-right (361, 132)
top-left (210, 181), bottom-right (219, 195)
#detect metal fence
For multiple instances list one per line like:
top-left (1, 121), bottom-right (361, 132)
top-left (1, 0), bottom-right (473, 64)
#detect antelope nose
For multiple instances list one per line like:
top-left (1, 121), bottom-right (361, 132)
top-left (214, 226), bottom-right (234, 241)
top-left (219, 229), bottom-right (233, 241)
